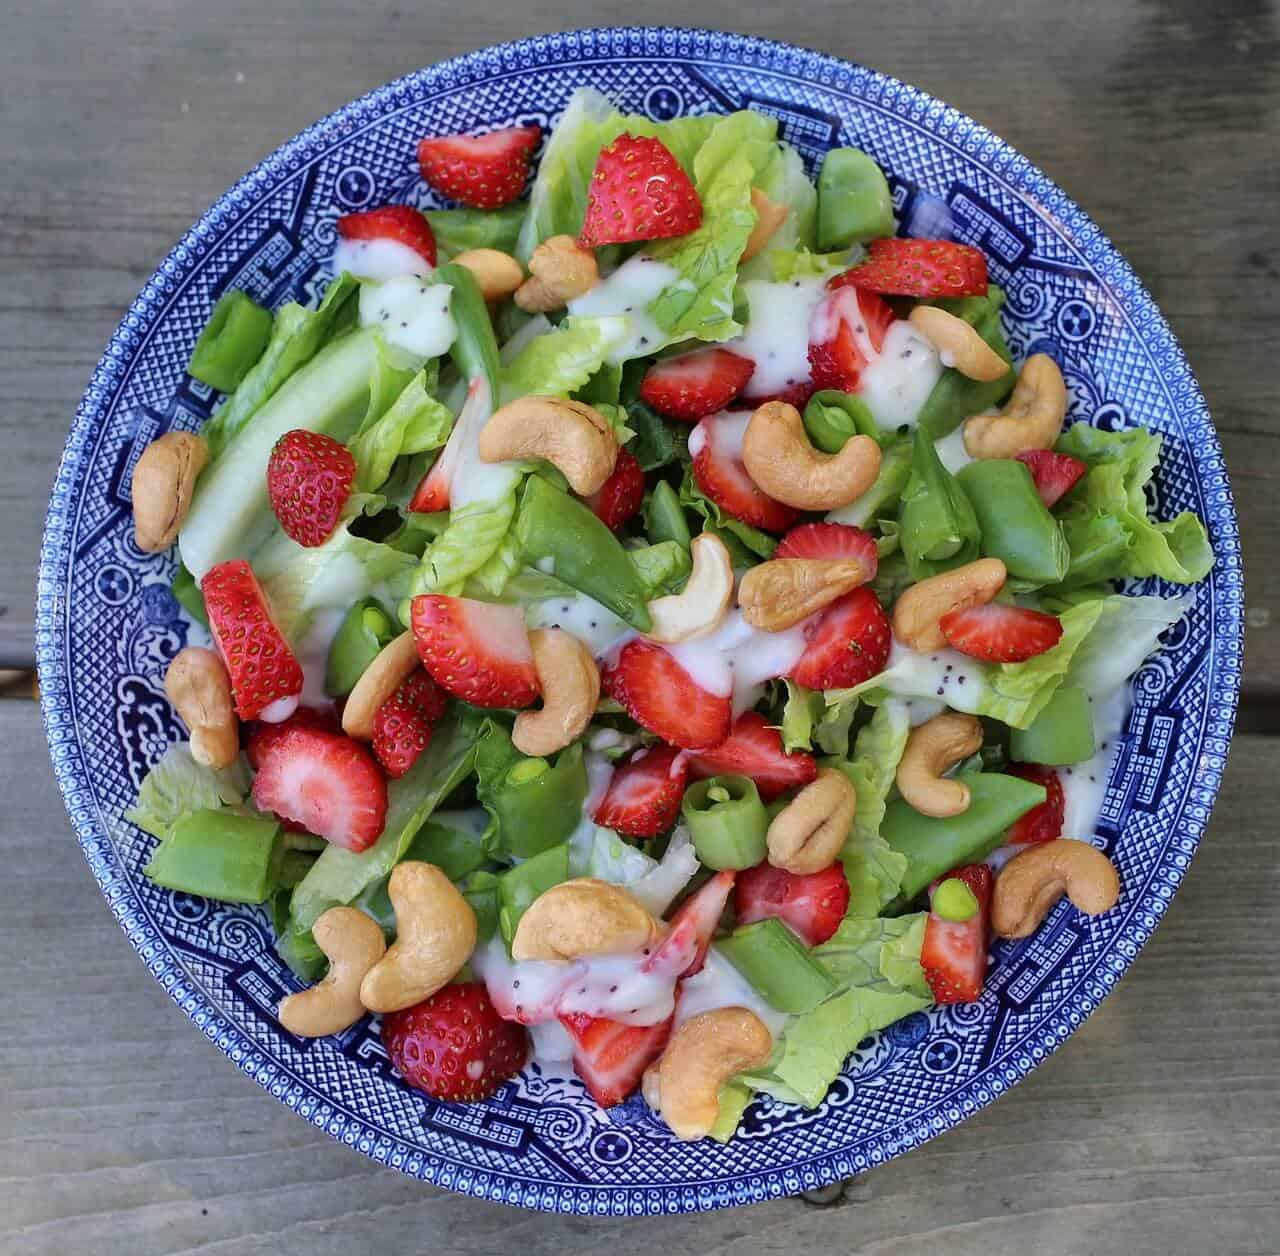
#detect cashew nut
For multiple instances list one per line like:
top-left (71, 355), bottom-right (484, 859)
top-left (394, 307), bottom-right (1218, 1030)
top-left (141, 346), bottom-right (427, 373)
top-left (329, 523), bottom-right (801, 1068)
top-left (452, 248), bottom-right (525, 303)
top-left (896, 712), bottom-right (984, 818)
top-left (740, 188), bottom-right (789, 264)
top-left (164, 646), bottom-right (239, 769)
top-left (962, 354), bottom-right (1068, 459)
top-left (908, 306), bottom-right (1010, 383)
top-left (738, 557), bottom-right (869, 632)
top-left (645, 1007), bottom-right (773, 1140)
top-left (767, 767), bottom-right (857, 875)
top-left (132, 431), bottom-right (208, 552)
top-left (341, 631), bottom-right (420, 740)
top-left (992, 839), bottom-right (1121, 939)
top-left (891, 558), bottom-right (1007, 652)
top-left (512, 629), bottom-right (600, 756)
top-left (511, 878), bottom-right (660, 962)
top-left (478, 395), bottom-right (618, 496)
top-left (742, 401), bottom-right (882, 511)
top-left (278, 907), bottom-right (386, 1037)
top-left (514, 235), bottom-right (599, 312)
top-left (359, 862), bottom-right (477, 1013)
top-left (644, 533), bottom-right (735, 644)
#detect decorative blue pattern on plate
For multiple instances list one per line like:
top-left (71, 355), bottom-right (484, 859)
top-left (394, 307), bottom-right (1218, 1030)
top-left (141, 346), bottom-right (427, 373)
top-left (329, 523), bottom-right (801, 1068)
top-left (37, 26), bottom-right (1243, 1215)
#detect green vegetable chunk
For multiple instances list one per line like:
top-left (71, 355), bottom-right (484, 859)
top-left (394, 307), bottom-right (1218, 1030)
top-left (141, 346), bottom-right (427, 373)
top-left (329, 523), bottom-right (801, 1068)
top-left (899, 427), bottom-right (981, 579)
top-left (1009, 683), bottom-right (1096, 765)
top-left (681, 775), bottom-right (769, 870)
top-left (831, 439), bottom-right (912, 530)
top-left (170, 562), bottom-right (208, 627)
top-left (803, 390), bottom-right (883, 453)
top-left (916, 287), bottom-right (1015, 439)
top-left (956, 458), bottom-right (1070, 586)
top-left (325, 598), bottom-right (395, 697)
top-left (499, 844), bottom-right (570, 945)
top-left (188, 290), bottom-right (273, 394)
top-left (816, 148), bottom-right (895, 251)
top-left (716, 918), bottom-right (838, 1013)
top-left (882, 772), bottom-right (1047, 902)
top-left (515, 475), bottom-right (653, 630)
top-left (644, 480), bottom-right (693, 550)
top-left (460, 869), bottom-right (502, 944)
top-left (144, 808), bottom-right (282, 904)
top-left (932, 877), bottom-right (979, 922)
top-left (486, 744), bottom-right (588, 859)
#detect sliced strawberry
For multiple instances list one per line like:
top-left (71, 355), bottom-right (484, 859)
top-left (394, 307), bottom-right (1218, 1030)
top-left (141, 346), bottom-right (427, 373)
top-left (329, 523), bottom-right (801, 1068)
top-left (775, 521), bottom-right (878, 584)
top-left (585, 447), bottom-right (645, 531)
top-left (1006, 763), bottom-right (1066, 844)
top-left (659, 869), bottom-right (736, 976)
top-left (417, 125), bottom-right (541, 211)
top-left (691, 412), bottom-right (798, 533)
top-left (1016, 449), bottom-right (1088, 509)
top-left (593, 744), bottom-right (688, 837)
top-left (686, 711), bottom-right (817, 802)
top-left (734, 861), bottom-right (850, 946)
top-left (246, 705), bottom-right (340, 770)
top-left (921, 863), bottom-right (993, 1004)
top-left (788, 586), bottom-right (892, 690)
top-left (940, 604), bottom-right (1064, 663)
top-left (372, 669), bottom-right (448, 779)
top-left (201, 560), bottom-right (304, 721)
top-left (382, 982), bottom-right (527, 1102)
top-left (409, 456), bottom-right (450, 513)
top-left (411, 596), bottom-right (539, 709)
top-left (558, 1012), bottom-right (672, 1108)
top-left (336, 205), bottom-right (437, 267)
top-left (807, 288), bottom-right (896, 393)
top-left (830, 238), bottom-right (989, 299)
top-left (740, 379), bottom-right (816, 410)
top-left (265, 429), bottom-right (355, 548)
top-left (251, 725), bottom-right (387, 851)
top-left (579, 134), bottom-right (702, 248)
top-left (639, 348), bottom-right (756, 422)
top-left (602, 639), bottom-right (732, 750)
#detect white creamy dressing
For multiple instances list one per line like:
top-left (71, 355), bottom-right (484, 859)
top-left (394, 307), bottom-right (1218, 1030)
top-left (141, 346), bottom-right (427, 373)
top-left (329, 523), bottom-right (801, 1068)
top-left (567, 254), bottom-right (679, 362)
top-left (1060, 683), bottom-right (1132, 839)
top-left (358, 277), bottom-right (457, 360)
top-left (933, 425), bottom-right (974, 474)
top-left (523, 589), bottom-right (634, 658)
top-left (527, 1019), bottom-right (576, 1063)
top-left (294, 606), bottom-right (347, 710)
top-left (430, 378), bottom-right (521, 509)
top-left (675, 948), bottom-right (787, 1037)
top-left (667, 608), bottom-right (809, 714)
top-left (333, 237), bottom-right (432, 283)
top-left (257, 694), bottom-right (300, 724)
top-left (729, 275), bottom-right (829, 397)
top-left (857, 320), bottom-right (944, 430)
top-left (876, 639), bottom-right (991, 715)
top-left (900, 696), bottom-right (947, 727)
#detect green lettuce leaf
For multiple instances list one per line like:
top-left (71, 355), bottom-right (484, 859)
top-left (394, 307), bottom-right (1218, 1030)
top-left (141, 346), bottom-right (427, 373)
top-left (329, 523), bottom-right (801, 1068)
top-left (814, 913), bottom-right (930, 999)
top-left (427, 204), bottom-right (525, 259)
top-left (201, 274), bottom-right (358, 459)
top-left (501, 316), bottom-right (629, 398)
top-left (125, 744), bottom-right (251, 840)
top-left (628, 540), bottom-right (693, 598)
top-left (1055, 425), bottom-right (1213, 586)
top-left (780, 680), bottom-right (824, 752)
top-left (347, 367), bottom-right (454, 493)
top-left (623, 401), bottom-right (686, 471)
top-left (1062, 591), bottom-right (1194, 697)
top-left (413, 490), bottom-right (519, 597)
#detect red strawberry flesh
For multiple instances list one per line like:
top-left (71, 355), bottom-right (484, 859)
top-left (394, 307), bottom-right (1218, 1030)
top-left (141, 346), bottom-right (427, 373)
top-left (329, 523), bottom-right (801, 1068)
top-left (266, 429), bottom-right (355, 548)
top-left (593, 744), bottom-right (688, 837)
top-left (1006, 763), bottom-right (1066, 844)
top-left (686, 711), bottom-right (817, 802)
top-left (579, 134), bottom-right (702, 248)
top-left (639, 348), bottom-right (755, 421)
top-left (939, 603), bottom-right (1063, 663)
top-left (921, 863), bottom-right (993, 1004)
top-left (411, 595), bottom-right (540, 709)
top-left (831, 237), bottom-right (989, 299)
top-left (337, 205), bottom-right (437, 267)
top-left (602, 640), bottom-right (732, 750)
top-left (788, 586), bottom-right (892, 690)
top-left (417, 125), bottom-right (541, 211)
top-left (734, 861), bottom-right (850, 946)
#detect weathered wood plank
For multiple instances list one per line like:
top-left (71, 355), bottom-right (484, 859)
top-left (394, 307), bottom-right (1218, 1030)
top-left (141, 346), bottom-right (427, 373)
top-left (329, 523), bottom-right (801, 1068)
top-left (1, 710), bottom-right (1275, 1255)
top-left (1, 0), bottom-right (1275, 687)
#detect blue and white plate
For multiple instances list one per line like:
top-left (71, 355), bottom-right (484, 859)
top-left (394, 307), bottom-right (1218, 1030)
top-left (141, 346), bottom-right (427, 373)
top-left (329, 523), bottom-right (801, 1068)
top-left (38, 27), bottom-right (1243, 1215)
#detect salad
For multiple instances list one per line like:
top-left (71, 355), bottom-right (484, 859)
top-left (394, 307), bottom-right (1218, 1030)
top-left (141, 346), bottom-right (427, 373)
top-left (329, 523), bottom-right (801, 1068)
top-left (126, 89), bottom-right (1214, 1142)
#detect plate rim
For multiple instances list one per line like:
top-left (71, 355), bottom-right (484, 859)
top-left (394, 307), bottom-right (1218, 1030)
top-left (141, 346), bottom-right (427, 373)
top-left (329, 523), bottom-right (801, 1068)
top-left (36, 23), bottom-right (1244, 1214)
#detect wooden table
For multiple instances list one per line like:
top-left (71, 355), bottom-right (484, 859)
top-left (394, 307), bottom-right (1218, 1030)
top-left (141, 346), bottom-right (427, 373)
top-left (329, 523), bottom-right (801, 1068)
top-left (2, 2), bottom-right (1276, 1252)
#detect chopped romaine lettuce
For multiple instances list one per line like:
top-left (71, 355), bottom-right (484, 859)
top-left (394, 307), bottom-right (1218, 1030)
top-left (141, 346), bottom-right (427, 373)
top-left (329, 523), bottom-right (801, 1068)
top-left (413, 490), bottom-right (519, 598)
top-left (501, 316), bottom-right (629, 398)
top-left (348, 367), bottom-right (454, 494)
top-left (628, 540), bottom-right (693, 598)
top-left (427, 204), bottom-right (525, 259)
top-left (125, 744), bottom-right (251, 840)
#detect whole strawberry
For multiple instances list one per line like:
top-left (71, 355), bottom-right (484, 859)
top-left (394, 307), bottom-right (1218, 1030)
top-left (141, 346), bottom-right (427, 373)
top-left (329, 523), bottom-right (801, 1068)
top-left (382, 982), bottom-right (528, 1102)
top-left (579, 134), bottom-right (702, 248)
top-left (266, 429), bottom-right (355, 547)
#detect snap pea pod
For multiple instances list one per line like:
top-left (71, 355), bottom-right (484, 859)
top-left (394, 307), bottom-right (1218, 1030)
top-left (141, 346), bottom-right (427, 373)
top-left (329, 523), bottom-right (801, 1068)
top-left (325, 598), bottom-right (396, 697)
top-left (882, 772), bottom-right (1047, 904)
top-left (435, 262), bottom-right (501, 395)
top-left (898, 427), bottom-right (982, 579)
top-left (1009, 683), bottom-right (1096, 765)
top-left (681, 775), bottom-right (769, 870)
top-left (644, 480), bottom-right (693, 550)
top-left (803, 390), bottom-right (885, 453)
top-left (188, 289), bottom-right (273, 393)
top-left (515, 475), bottom-right (653, 630)
top-left (484, 744), bottom-right (588, 859)
top-left (170, 562), bottom-right (208, 627)
top-left (144, 809), bottom-right (282, 904)
top-left (816, 147), bottom-right (896, 251)
top-left (460, 869), bottom-right (501, 944)
top-left (716, 918), bottom-right (839, 1014)
top-left (829, 439), bottom-right (912, 529)
top-left (956, 459), bottom-right (1070, 586)
top-left (916, 286), bottom-right (1015, 440)
top-left (498, 843), bottom-right (570, 946)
